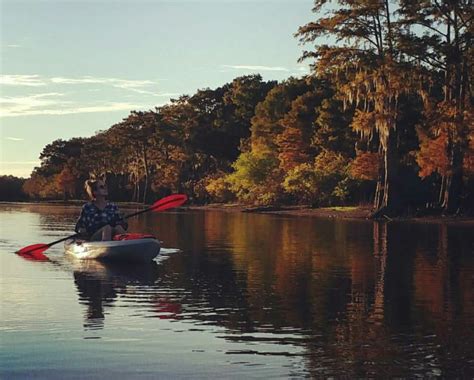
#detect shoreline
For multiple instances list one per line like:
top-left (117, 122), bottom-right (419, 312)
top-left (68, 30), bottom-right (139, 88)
top-left (1, 201), bottom-right (473, 225)
top-left (187, 204), bottom-right (474, 225)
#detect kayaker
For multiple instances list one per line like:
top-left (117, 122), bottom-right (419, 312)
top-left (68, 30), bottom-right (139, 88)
top-left (75, 179), bottom-right (128, 241)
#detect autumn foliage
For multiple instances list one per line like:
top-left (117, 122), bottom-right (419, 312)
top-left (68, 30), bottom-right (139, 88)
top-left (4, 1), bottom-right (472, 216)
top-left (350, 151), bottom-right (380, 181)
top-left (417, 130), bottom-right (449, 179)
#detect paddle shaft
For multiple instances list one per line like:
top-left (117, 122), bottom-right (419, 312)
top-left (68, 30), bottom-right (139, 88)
top-left (125, 206), bottom-right (159, 219)
top-left (43, 233), bottom-right (81, 248)
top-left (125, 196), bottom-right (183, 218)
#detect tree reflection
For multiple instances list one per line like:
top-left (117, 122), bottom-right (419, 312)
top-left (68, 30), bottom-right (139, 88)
top-left (161, 211), bottom-right (473, 378)
top-left (67, 210), bottom-right (473, 376)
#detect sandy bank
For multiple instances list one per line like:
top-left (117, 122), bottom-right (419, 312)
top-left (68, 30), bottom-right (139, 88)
top-left (187, 204), bottom-right (474, 225)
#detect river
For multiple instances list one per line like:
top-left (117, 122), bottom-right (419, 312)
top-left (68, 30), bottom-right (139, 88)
top-left (1, 203), bottom-right (473, 378)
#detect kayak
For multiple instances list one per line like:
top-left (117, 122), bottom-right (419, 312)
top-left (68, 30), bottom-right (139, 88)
top-left (64, 236), bottom-right (160, 262)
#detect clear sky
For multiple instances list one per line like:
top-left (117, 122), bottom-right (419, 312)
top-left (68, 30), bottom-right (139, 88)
top-left (0, 0), bottom-right (314, 177)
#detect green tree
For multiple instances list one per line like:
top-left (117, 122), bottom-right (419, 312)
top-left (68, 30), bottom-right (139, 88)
top-left (313, 97), bottom-right (356, 155)
top-left (222, 75), bottom-right (277, 153)
top-left (251, 77), bottom-right (310, 153)
top-left (225, 151), bottom-right (281, 205)
top-left (35, 138), bottom-right (84, 177)
top-left (283, 150), bottom-right (354, 206)
top-left (0, 176), bottom-right (27, 201)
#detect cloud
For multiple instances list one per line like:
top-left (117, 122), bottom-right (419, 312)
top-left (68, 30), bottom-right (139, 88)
top-left (288, 66), bottom-right (310, 77)
top-left (0, 93), bottom-right (147, 117)
top-left (51, 76), bottom-right (159, 95)
top-left (1, 161), bottom-right (40, 165)
top-left (50, 77), bottom-right (106, 85)
top-left (156, 92), bottom-right (181, 97)
top-left (0, 74), bottom-right (176, 117)
top-left (5, 137), bottom-right (24, 141)
top-left (111, 79), bottom-right (157, 94)
top-left (0, 93), bottom-right (65, 117)
top-left (48, 102), bottom-right (146, 115)
top-left (0, 75), bottom-right (46, 87)
top-left (1, 74), bottom-right (162, 95)
top-left (222, 65), bottom-right (290, 72)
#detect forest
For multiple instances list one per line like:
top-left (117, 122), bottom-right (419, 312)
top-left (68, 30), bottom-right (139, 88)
top-left (2, 0), bottom-right (473, 216)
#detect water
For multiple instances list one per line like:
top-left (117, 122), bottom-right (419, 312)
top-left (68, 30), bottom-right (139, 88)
top-left (1, 203), bottom-right (473, 378)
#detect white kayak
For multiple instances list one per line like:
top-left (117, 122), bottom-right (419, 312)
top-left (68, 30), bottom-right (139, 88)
top-left (64, 238), bottom-right (160, 262)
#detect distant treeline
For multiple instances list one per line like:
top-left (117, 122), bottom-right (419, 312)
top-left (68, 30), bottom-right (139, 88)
top-left (4, 1), bottom-right (473, 216)
top-left (0, 176), bottom-right (28, 201)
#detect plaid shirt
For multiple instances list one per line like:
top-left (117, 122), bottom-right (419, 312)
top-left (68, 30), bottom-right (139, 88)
top-left (75, 202), bottom-right (128, 235)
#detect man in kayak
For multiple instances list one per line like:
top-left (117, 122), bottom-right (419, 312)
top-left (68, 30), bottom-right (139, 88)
top-left (75, 179), bottom-right (128, 241)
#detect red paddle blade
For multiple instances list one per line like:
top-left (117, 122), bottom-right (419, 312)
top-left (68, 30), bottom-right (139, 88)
top-left (151, 194), bottom-right (188, 212)
top-left (16, 244), bottom-right (50, 261)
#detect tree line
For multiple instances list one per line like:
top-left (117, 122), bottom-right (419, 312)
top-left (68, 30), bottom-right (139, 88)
top-left (3, 0), bottom-right (473, 216)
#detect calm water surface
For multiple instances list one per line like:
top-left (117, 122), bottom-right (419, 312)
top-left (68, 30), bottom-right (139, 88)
top-left (0, 203), bottom-right (473, 378)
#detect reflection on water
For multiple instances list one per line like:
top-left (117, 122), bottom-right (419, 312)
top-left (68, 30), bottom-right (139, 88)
top-left (72, 260), bottom-right (166, 329)
top-left (0, 204), bottom-right (473, 378)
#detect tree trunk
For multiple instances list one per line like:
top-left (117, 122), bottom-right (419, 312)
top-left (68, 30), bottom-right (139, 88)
top-left (373, 154), bottom-right (384, 210)
top-left (372, 131), bottom-right (400, 217)
top-left (132, 179), bottom-right (137, 202)
top-left (438, 175), bottom-right (446, 206)
top-left (382, 132), bottom-right (400, 211)
top-left (142, 144), bottom-right (149, 204)
top-left (441, 142), bottom-right (463, 214)
top-left (440, 7), bottom-right (466, 215)
top-left (132, 171), bottom-right (140, 203)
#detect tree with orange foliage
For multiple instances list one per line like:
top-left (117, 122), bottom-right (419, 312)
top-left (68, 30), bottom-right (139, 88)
top-left (398, 0), bottom-right (473, 213)
top-left (296, 0), bottom-right (412, 216)
top-left (56, 166), bottom-right (76, 200)
top-left (276, 92), bottom-right (321, 171)
top-left (350, 151), bottom-right (380, 182)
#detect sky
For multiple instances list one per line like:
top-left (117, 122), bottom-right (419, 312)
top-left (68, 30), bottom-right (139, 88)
top-left (0, 0), bottom-right (315, 178)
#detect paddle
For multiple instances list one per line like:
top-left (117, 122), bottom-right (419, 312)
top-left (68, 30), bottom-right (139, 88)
top-left (16, 194), bottom-right (188, 261)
